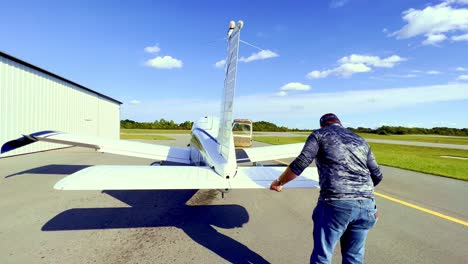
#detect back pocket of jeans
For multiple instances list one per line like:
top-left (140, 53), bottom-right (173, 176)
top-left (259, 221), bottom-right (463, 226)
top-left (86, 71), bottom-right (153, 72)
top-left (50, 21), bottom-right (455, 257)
top-left (366, 206), bottom-right (378, 228)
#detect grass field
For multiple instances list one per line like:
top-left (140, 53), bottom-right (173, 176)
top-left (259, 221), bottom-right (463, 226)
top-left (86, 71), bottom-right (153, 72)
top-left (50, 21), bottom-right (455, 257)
top-left (254, 136), bottom-right (307, 144)
top-left (357, 133), bottom-right (468, 145)
top-left (121, 129), bottom-right (191, 134)
top-left (292, 131), bottom-right (313, 135)
top-left (369, 143), bottom-right (468, 181)
top-left (120, 134), bottom-right (175, 140)
top-left (254, 136), bottom-right (468, 181)
top-left (292, 132), bottom-right (468, 145)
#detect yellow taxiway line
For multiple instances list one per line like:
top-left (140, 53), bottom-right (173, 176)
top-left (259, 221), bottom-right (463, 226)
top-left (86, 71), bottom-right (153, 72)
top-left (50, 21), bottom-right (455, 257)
top-left (274, 159), bottom-right (468, 227)
top-left (373, 192), bottom-right (468, 227)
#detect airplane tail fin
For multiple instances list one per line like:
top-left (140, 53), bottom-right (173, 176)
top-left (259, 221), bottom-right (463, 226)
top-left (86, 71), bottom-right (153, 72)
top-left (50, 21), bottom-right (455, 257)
top-left (218, 20), bottom-right (243, 161)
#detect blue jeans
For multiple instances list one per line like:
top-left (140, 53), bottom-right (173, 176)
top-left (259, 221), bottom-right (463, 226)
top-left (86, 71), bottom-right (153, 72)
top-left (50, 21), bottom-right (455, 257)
top-left (310, 199), bottom-right (378, 264)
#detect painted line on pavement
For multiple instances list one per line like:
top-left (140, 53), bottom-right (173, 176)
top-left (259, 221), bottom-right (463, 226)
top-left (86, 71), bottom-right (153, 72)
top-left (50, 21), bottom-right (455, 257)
top-left (274, 159), bottom-right (468, 227)
top-left (373, 192), bottom-right (468, 227)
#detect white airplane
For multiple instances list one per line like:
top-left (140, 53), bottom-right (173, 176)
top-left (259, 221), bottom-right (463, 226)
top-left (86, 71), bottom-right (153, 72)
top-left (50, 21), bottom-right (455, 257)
top-left (1, 21), bottom-right (319, 191)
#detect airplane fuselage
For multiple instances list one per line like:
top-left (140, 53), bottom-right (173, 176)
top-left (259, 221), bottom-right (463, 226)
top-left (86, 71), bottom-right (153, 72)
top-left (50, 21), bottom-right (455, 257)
top-left (189, 116), bottom-right (237, 180)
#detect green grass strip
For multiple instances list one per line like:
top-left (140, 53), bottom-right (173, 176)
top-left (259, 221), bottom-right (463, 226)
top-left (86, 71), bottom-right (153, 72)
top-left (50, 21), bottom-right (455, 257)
top-left (369, 143), bottom-right (468, 181)
top-left (253, 136), bottom-right (308, 145)
top-left (293, 132), bottom-right (468, 145)
top-left (358, 133), bottom-right (468, 145)
top-left (254, 136), bottom-right (468, 181)
top-left (120, 134), bottom-right (175, 140)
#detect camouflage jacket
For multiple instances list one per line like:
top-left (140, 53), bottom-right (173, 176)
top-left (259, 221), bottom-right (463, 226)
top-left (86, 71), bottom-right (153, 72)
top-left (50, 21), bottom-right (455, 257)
top-left (289, 124), bottom-right (383, 200)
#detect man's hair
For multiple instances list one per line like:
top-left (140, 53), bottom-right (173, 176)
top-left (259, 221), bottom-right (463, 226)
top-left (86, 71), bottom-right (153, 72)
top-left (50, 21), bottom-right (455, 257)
top-left (320, 113), bottom-right (341, 128)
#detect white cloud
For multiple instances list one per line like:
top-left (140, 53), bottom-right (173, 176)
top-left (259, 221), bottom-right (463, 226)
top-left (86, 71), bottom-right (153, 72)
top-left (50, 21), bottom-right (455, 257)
top-left (280, 82), bottom-right (311, 91)
top-left (335, 63), bottom-right (372, 77)
top-left (307, 70), bottom-right (328, 79)
top-left (446, 0), bottom-right (468, 4)
top-left (129, 100), bottom-right (141, 105)
top-left (234, 84), bottom-right (468, 120)
top-left (145, 56), bottom-right (183, 69)
top-left (239, 50), bottom-right (279, 63)
top-left (411, 70), bottom-right (442, 75)
top-left (457, 74), bottom-right (468, 80)
top-left (307, 63), bottom-right (372, 79)
top-left (144, 45), bottom-right (161, 53)
top-left (452, 32), bottom-right (468, 41)
top-left (214, 59), bottom-right (226, 68)
top-left (338, 54), bottom-right (406, 68)
top-left (330, 0), bottom-right (349, 8)
top-left (123, 84), bottom-right (468, 125)
top-left (386, 74), bottom-right (418, 78)
top-left (215, 50), bottom-right (279, 69)
top-left (276, 91), bottom-right (288, 96)
top-left (391, 1), bottom-right (468, 45)
top-left (307, 54), bottom-right (405, 79)
top-left (422, 33), bottom-right (447, 45)
top-left (456, 67), bottom-right (468, 71)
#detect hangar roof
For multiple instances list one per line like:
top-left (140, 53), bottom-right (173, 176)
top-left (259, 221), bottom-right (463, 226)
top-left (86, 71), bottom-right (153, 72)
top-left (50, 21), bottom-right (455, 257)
top-left (0, 51), bottom-right (122, 105)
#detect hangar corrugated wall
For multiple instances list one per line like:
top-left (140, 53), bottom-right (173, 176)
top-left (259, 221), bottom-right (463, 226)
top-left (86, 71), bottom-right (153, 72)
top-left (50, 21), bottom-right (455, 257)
top-left (0, 52), bottom-right (121, 157)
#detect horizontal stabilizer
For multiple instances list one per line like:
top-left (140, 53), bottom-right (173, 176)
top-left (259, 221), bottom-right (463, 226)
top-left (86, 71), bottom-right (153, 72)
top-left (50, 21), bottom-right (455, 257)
top-left (54, 166), bottom-right (229, 190)
top-left (53, 165), bottom-right (319, 190)
top-left (230, 166), bottom-right (319, 189)
top-left (237, 143), bottom-right (305, 163)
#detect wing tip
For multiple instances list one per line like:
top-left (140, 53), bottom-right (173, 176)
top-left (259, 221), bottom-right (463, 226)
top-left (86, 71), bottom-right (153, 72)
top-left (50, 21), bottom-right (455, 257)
top-left (1, 136), bottom-right (36, 154)
top-left (53, 180), bottom-right (66, 190)
top-left (1, 131), bottom-right (62, 154)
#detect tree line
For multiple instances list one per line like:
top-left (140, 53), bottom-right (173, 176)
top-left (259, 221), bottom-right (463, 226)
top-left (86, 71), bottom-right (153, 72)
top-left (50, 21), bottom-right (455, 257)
top-left (120, 119), bottom-right (296, 131)
top-left (121, 119), bottom-right (467, 136)
top-left (121, 119), bottom-right (193, 130)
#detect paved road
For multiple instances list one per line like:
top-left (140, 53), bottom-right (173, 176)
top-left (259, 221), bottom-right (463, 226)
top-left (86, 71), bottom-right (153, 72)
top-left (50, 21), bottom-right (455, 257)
top-left (0, 136), bottom-right (467, 263)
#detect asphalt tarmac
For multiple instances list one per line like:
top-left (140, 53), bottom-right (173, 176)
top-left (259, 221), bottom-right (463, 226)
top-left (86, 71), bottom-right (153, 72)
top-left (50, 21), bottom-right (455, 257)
top-left (0, 134), bottom-right (467, 263)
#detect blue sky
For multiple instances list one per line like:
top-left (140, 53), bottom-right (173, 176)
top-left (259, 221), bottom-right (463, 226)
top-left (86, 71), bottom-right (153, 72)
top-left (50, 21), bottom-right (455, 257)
top-left (1, 0), bottom-right (468, 129)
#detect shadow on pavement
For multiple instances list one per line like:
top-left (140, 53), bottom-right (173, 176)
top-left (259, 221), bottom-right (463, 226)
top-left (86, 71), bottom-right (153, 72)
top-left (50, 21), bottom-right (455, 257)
top-left (42, 190), bottom-right (269, 264)
top-left (5, 164), bottom-right (91, 178)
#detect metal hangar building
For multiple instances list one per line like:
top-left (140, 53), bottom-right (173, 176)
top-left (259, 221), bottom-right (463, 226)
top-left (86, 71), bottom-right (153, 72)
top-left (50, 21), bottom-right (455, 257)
top-left (0, 51), bottom-right (122, 157)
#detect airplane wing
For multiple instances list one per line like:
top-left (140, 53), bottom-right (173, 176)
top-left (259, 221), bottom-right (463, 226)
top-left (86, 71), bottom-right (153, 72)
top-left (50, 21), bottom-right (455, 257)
top-left (231, 166), bottom-right (319, 189)
top-left (53, 165), bottom-right (319, 190)
top-left (1, 131), bottom-right (191, 164)
top-left (236, 143), bottom-right (304, 163)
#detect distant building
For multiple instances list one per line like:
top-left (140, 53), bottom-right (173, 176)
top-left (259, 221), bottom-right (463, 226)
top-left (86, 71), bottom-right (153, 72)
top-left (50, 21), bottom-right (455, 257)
top-left (0, 51), bottom-right (122, 157)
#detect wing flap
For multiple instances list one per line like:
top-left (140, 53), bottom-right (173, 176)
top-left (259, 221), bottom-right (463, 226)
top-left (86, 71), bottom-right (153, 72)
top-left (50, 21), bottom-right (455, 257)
top-left (230, 166), bottom-right (319, 189)
top-left (54, 165), bottom-right (228, 190)
top-left (238, 143), bottom-right (304, 163)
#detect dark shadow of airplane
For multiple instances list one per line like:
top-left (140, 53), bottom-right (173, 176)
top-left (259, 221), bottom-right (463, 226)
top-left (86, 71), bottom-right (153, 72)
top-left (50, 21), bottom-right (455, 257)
top-left (5, 164), bottom-right (91, 178)
top-left (42, 189), bottom-right (270, 264)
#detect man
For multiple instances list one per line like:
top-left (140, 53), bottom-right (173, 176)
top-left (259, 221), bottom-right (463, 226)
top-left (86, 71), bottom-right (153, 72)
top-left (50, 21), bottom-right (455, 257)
top-left (270, 113), bottom-right (383, 264)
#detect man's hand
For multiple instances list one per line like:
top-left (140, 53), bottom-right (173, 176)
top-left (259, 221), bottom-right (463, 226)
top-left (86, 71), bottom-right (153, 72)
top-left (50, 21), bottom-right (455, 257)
top-left (270, 180), bottom-right (283, 192)
top-left (270, 167), bottom-right (298, 192)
